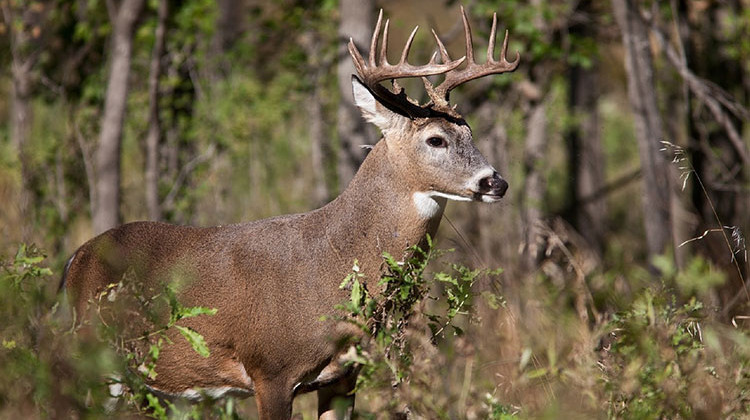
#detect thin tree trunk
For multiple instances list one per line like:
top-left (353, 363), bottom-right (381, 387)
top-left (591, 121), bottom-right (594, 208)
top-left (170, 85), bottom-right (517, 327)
top-left (612, 0), bottom-right (674, 262)
top-left (566, 49), bottom-right (606, 256)
top-left (2, 3), bottom-right (42, 241)
top-left (145, 0), bottom-right (168, 221)
top-left (465, 101), bottom-right (511, 265)
top-left (93, 0), bottom-right (145, 234)
top-left (302, 31), bottom-right (332, 206)
top-left (10, 58), bottom-right (35, 241)
top-left (521, 99), bottom-right (547, 270)
top-left (336, 0), bottom-right (374, 191)
top-left (208, 0), bottom-right (243, 80)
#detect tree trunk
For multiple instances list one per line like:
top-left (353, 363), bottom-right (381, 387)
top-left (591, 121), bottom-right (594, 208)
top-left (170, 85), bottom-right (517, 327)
top-left (93, 0), bottom-right (145, 234)
top-left (521, 99), bottom-right (547, 270)
top-left (145, 0), bottom-right (168, 221)
top-left (301, 31), bottom-right (332, 206)
top-left (565, 6), bottom-right (606, 257)
top-left (464, 101), bottom-right (512, 265)
top-left (612, 0), bottom-right (674, 262)
top-left (9, 57), bottom-right (35, 241)
top-left (336, 0), bottom-right (374, 191)
top-left (2, 3), bottom-right (43, 241)
top-left (209, 0), bottom-right (244, 79)
top-left (682, 0), bottom-right (749, 307)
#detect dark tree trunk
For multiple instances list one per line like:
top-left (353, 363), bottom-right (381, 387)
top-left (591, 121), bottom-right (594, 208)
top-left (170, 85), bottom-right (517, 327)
top-left (209, 0), bottom-right (244, 79)
top-left (336, 0), bottom-right (374, 191)
top-left (682, 0), bottom-right (749, 309)
top-left (612, 0), bottom-right (675, 262)
top-left (565, 4), bottom-right (606, 257)
top-left (145, 0), bottom-right (168, 221)
top-left (93, 0), bottom-right (145, 234)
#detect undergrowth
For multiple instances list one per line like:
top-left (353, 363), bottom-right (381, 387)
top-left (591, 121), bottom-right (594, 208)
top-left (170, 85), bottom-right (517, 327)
top-left (1, 240), bottom-right (749, 418)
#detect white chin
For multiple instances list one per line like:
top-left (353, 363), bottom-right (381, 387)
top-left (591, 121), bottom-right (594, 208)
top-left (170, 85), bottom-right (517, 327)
top-left (480, 194), bottom-right (503, 203)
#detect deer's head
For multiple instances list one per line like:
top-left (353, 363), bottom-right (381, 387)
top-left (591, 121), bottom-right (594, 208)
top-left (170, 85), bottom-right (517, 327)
top-left (349, 7), bottom-right (519, 216)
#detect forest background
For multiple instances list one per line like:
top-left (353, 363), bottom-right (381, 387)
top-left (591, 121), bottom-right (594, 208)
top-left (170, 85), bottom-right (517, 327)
top-left (1, 0), bottom-right (749, 418)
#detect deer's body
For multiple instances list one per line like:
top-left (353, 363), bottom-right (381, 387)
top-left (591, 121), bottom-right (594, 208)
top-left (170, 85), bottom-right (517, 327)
top-left (65, 140), bottom-right (443, 409)
top-left (63, 7), bottom-right (518, 419)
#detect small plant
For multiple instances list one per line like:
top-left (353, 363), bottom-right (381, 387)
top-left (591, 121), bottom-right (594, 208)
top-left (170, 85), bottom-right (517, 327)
top-left (89, 271), bottom-right (220, 417)
top-left (0, 244), bottom-right (228, 418)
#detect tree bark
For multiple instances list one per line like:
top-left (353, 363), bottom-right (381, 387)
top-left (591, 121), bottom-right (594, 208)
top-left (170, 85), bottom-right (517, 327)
top-left (612, 0), bottom-right (674, 262)
top-left (9, 55), bottom-right (35, 241)
top-left (93, 0), bottom-right (145, 234)
top-left (301, 31), bottom-right (332, 206)
top-left (145, 0), bottom-right (168, 221)
top-left (682, 0), bottom-right (748, 305)
top-left (521, 99), bottom-right (547, 269)
top-left (336, 0), bottom-right (374, 191)
top-left (565, 5), bottom-right (606, 257)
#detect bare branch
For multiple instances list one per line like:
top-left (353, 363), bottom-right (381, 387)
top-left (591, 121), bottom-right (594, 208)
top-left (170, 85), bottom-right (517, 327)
top-left (161, 145), bottom-right (216, 212)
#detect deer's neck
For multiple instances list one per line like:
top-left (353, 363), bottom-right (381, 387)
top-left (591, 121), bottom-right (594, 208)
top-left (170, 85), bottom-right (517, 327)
top-left (319, 140), bottom-right (444, 277)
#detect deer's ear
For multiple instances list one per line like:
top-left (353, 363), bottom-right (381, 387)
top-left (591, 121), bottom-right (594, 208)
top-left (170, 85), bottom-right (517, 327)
top-left (351, 76), bottom-right (408, 135)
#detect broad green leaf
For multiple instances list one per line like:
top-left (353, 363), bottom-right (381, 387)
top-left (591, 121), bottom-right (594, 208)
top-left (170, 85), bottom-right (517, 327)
top-left (176, 326), bottom-right (211, 358)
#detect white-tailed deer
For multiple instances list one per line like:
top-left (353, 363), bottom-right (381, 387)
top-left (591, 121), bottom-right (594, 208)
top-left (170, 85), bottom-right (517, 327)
top-left (61, 7), bottom-right (518, 419)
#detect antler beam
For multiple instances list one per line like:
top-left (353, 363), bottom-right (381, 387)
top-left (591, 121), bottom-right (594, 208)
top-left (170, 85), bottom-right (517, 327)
top-left (348, 7), bottom-right (520, 118)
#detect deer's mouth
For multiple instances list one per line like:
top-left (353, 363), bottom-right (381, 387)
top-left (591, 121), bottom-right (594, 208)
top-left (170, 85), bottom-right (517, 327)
top-left (475, 192), bottom-right (505, 203)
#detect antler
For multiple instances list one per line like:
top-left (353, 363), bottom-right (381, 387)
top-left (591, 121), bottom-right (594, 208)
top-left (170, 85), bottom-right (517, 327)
top-left (424, 5), bottom-right (520, 107)
top-left (348, 9), bottom-right (465, 117)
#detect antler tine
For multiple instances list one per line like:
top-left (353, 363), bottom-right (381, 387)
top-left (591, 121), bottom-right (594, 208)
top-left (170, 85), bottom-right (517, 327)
top-left (427, 51), bottom-right (438, 65)
top-left (348, 38), bottom-right (366, 76)
top-left (379, 18), bottom-right (391, 65)
top-left (431, 29), bottom-right (453, 63)
top-left (369, 9), bottom-right (383, 66)
top-left (487, 13), bottom-right (497, 63)
top-left (400, 25), bottom-right (419, 65)
top-left (460, 5), bottom-right (475, 65)
top-left (503, 30), bottom-right (519, 65)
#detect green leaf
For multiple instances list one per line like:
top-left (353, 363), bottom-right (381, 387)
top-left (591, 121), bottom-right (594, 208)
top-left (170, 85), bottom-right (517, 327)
top-left (176, 326), bottom-right (211, 358)
top-left (351, 279), bottom-right (362, 308)
top-left (526, 368), bottom-right (548, 379)
top-left (146, 393), bottom-right (168, 419)
top-left (177, 306), bottom-right (218, 319)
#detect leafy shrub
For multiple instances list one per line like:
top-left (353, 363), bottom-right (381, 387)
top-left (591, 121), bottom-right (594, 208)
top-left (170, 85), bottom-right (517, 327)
top-left (0, 244), bottom-right (230, 419)
top-left (338, 237), bottom-right (510, 418)
top-left (602, 283), bottom-right (750, 419)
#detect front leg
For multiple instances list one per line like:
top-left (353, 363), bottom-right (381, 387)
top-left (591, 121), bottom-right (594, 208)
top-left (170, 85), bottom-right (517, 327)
top-left (255, 378), bottom-right (294, 420)
top-left (317, 370), bottom-right (357, 420)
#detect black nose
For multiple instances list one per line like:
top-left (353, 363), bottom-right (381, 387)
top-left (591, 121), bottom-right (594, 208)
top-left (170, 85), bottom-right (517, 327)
top-left (478, 172), bottom-right (508, 198)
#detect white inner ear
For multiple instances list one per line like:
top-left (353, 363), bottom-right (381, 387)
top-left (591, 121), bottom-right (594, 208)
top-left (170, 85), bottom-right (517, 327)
top-left (351, 78), bottom-right (404, 135)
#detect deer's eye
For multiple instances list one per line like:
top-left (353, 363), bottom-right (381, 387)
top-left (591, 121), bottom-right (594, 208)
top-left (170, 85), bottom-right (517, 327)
top-left (426, 136), bottom-right (447, 148)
